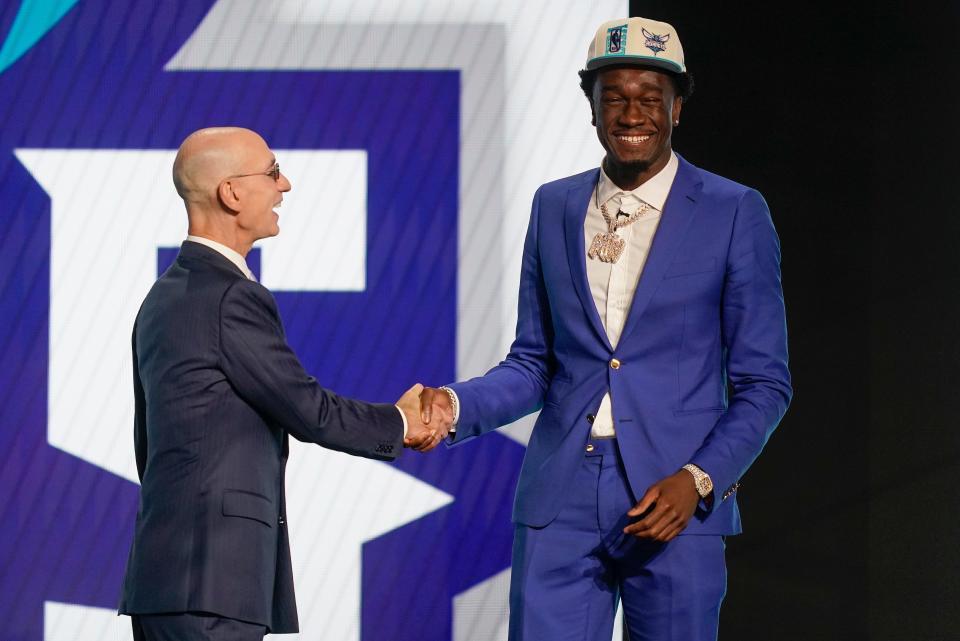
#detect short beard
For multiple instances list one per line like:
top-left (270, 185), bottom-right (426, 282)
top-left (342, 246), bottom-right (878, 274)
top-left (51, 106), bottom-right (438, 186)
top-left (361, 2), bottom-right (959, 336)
top-left (619, 159), bottom-right (652, 173)
top-left (603, 156), bottom-right (652, 178)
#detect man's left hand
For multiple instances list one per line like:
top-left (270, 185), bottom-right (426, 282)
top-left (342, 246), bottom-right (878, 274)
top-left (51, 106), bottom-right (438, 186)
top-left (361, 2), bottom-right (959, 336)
top-left (623, 470), bottom-right (700, 542)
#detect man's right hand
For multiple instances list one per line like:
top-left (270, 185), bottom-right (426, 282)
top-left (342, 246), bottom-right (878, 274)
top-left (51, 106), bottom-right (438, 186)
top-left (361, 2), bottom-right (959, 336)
top-left (396, 384), bottom-right (448, 452)
top-left (419, 386), bottom-right (454, 434)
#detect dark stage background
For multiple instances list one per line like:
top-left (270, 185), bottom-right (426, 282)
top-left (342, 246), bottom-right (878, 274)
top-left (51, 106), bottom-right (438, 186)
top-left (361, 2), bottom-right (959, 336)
top-left (628, 1), bottom-right (960, 639)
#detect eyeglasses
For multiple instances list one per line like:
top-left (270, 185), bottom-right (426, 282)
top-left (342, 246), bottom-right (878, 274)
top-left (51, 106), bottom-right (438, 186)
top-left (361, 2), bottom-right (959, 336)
top-left (228, 162), bottom-right (281, 182)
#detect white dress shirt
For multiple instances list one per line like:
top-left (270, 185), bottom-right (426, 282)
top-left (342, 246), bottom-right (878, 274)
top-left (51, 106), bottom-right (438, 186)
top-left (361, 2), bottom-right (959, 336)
top-left (183, 235), bottom-right (409, 437)
top-left (586, 152), bottom-right (679, 437)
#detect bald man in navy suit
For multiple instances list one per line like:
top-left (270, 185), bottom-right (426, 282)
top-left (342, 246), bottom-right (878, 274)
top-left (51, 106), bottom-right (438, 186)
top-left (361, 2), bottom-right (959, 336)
top-left (118, 127), bottom-right (444, 640)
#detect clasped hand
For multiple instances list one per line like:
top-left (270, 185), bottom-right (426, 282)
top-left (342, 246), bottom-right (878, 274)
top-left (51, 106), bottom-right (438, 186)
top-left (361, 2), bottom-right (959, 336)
top-left (622, 470), bottom-right (701, 542)
top-left (395, 384), bottom-right (454, 452)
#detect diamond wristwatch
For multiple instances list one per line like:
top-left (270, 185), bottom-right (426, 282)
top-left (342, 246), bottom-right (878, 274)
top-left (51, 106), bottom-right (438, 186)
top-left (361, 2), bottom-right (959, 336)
top-left (682, 463), bottom-right (713, 498)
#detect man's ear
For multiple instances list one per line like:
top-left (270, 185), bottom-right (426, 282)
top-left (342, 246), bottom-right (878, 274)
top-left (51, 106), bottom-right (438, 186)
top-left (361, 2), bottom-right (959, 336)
top-left (671, 94), bottom-right (683, 125)
top-left (217, 179), bottom-right (241, 213)
top-left (589, 99), bottom-right (597, 127)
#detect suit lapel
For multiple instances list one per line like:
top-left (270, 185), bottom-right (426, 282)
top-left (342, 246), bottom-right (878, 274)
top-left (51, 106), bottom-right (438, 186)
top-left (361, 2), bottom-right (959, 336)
top-left (620, 156), bottom-right (704, 341)
top-left (563, 169), bottom-right (613, 351)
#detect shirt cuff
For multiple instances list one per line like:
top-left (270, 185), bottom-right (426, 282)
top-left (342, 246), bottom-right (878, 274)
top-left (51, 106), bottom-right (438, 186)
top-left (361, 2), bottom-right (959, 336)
top-left (395, 405), bottom-right (408, 438)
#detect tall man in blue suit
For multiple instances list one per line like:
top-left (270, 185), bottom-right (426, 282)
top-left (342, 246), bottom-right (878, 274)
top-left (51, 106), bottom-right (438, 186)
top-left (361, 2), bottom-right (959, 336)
top-left (420, 17), bottom-right (791, 641)
top-left (118, 127), bottom-right (441, 641)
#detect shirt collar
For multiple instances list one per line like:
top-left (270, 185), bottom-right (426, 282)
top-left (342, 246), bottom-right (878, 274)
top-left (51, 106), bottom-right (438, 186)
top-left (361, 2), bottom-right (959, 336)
top-left (185, 235), bottom-right (256, 281)
top-left (596, 151), bottom-right (679, 213)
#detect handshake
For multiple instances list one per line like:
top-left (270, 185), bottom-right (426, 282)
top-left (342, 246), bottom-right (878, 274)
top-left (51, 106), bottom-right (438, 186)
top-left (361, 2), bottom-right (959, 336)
top-left (395, 384), bottom-right (456, 452)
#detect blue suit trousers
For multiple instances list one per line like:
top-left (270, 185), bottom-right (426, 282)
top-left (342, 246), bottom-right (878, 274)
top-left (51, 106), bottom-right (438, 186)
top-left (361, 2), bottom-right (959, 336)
top-left (509, 439), bottom-right (726, 641)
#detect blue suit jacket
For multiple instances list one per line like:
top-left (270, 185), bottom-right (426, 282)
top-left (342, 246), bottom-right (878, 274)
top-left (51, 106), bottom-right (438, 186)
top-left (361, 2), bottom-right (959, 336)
top-left (450, 156), bottom-right (791, 533)
top-left (118, 241), bottom-right (403, 632)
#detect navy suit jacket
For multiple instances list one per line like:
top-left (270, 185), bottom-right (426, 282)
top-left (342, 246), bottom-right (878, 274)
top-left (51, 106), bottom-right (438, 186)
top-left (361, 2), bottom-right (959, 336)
top-left (118, 241), bottom-right (403, 632)
top-left (450, 156), bottom-right (792, 533)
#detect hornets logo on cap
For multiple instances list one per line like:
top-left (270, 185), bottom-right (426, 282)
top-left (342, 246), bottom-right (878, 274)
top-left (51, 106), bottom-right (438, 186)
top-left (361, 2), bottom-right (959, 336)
top-left (642, 27), bottom-right (670, 55)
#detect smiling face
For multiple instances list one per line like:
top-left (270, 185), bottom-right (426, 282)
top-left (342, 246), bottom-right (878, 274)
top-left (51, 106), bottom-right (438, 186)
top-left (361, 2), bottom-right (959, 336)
top-left (228, 132), bottom-right (292, 243)
top-left (591, 66), bottom-right (682, 190)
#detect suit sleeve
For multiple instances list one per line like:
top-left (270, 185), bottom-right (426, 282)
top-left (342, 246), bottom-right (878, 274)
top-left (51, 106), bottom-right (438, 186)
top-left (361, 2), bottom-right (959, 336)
top-left (448, 186), bottom-right (556, 443)
top-left (132, 319), bottom-right (147, 482)
top-left (689, 189), bottom-right (792, 510)
top-left (218, 279), bottom-right (404, 460)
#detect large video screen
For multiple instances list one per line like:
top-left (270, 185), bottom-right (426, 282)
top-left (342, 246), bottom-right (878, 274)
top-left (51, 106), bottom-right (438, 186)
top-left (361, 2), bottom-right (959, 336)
top-left (0, 1), bottom-right (624, 639)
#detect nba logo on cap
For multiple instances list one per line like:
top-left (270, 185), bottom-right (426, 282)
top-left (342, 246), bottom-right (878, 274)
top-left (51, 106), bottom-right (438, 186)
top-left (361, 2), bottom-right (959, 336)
top-left (605, 24), bottom-right (628, 56)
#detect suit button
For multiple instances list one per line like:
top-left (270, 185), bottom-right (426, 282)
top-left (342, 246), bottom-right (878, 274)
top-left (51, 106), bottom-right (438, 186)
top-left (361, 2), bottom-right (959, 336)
top-left (585, 444), bottom-right (595, 452)
top-left (610, 358), bottom-right (621, 370)
top-left (279, 515), bottom-right (285, 526)
top-left (586, 414), bottom-right (595, 424)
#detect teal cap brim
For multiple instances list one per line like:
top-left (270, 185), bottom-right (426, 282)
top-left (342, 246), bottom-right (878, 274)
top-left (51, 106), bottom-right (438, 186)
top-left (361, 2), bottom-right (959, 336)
top-left (586, 54), bottom-right (685, 74)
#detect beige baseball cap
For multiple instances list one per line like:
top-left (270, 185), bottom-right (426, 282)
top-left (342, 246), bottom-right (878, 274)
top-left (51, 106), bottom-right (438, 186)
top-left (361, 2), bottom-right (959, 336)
top-left (585, 17), bottom-right (686, 74)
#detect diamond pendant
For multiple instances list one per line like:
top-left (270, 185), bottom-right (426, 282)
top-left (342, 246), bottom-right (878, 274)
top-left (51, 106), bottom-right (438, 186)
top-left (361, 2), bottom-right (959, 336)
top-left (588, 231), bottom-right (625, 263)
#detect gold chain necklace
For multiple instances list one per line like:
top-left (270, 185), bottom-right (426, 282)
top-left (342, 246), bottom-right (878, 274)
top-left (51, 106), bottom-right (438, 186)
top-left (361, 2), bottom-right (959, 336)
top-left (587, 201), bottom-right (654, 263)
